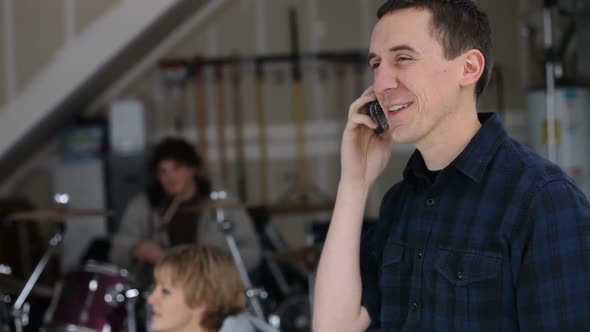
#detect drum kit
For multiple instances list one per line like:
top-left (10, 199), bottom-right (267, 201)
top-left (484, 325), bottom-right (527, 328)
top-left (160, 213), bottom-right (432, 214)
top-left (1, 203), bottom-right (136, 332)
top-left (0, 192), bottom-right (325, 332)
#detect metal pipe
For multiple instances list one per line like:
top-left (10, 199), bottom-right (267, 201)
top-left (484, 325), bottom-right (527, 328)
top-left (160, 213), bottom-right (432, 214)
top-left (210, 191), bottom-right (266, 320)
top-left (12, 231), bottom-right (62, 332)
top-left (543, 2), bottom-right (557, 162)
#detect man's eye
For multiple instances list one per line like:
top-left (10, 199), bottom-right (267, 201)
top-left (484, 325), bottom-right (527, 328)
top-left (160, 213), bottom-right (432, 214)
top-left (370, 62), bottom-right (380, 70)
top-left (397, 56), bottom-right (412, 62)
top-left (162, 287), bottom-right (171, 295)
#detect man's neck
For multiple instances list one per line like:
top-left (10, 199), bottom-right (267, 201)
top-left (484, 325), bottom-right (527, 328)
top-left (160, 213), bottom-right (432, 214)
top-left (415, 101), bottom-right (481, 171)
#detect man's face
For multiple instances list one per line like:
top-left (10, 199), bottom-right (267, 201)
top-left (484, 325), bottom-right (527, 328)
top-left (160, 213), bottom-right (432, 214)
top-left (368, 8), bottom-right (464, 145)
top-left (148, 271), bottom-right (202, 332)
top-left (156, 160), bottom-right (196, 197)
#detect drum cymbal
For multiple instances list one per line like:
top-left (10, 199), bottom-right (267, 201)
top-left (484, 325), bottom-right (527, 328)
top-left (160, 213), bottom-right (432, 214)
top-left (181, 199), bottom-right (246, 213)
top-left (0, 276), bottom-right (53, 298)
top-left (8, 206), bottom-right (112, 222)
top-left (266, 201), bottom-right (334, 215)
top-left (181, 199), bottom-right (335, 216)
top-left (273, 245), bottom-right (323, 268)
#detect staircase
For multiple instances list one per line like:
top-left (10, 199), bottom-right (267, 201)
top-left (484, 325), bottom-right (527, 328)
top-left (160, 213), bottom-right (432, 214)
top-left (0, 0), bottom-right (214, 181)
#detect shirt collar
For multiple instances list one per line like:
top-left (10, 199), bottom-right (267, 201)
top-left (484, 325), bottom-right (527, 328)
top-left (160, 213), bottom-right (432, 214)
top-left (403, 112), bottom-right (507, 184)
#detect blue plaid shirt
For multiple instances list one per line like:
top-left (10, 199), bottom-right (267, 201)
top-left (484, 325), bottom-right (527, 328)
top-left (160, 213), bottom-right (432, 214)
top-left (361, 112), bottom-right (590, 331)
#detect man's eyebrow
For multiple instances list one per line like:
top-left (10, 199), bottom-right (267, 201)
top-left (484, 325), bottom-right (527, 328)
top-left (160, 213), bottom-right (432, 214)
top-left (367, 44), bottom-right (418, 64)
top-left (389, 44), bottom-right (418, 53)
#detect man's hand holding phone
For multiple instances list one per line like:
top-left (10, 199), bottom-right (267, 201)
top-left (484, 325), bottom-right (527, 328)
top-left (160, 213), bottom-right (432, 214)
top-left (340, 85), bottom-right (395, 188)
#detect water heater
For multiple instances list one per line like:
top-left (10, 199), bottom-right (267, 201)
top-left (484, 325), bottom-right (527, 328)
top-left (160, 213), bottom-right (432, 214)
top-left (527, 87), bottom-right (590, 196)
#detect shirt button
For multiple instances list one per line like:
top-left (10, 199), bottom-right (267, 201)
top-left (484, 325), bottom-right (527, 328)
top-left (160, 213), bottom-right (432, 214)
top-left (457, 271), bottom-right (464, 280)
top-left (425, 198), bottom-right (436, 207)
top-left (416, 249), bottom-right (423, 258)
top-left (411, 301), bottom-right (419, 311)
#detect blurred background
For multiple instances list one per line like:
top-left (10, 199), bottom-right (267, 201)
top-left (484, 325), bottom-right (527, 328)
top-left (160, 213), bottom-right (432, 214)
top-left (0, 0), bottom-right (588, 331)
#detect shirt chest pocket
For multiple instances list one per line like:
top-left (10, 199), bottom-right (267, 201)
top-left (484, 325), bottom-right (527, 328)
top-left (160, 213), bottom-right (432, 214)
top-left (432, 246), bottom-right (503, 331)
top-left (433, 246), bottom-right (502, 286)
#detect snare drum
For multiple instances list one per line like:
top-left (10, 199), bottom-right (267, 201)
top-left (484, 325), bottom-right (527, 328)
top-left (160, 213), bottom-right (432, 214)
top-left (44, 261), bottom-right (135, 332)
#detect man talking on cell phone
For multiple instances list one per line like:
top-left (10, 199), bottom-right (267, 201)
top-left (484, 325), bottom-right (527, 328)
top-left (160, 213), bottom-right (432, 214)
top-left (313, 1), bottom-right (590, 331)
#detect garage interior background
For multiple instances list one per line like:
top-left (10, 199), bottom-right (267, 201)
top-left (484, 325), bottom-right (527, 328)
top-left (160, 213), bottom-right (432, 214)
top-left (0, 0), bottom-right (588, 299)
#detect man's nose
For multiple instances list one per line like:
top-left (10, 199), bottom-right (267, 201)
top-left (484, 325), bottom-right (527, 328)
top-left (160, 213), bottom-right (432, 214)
top-left (373, 63), bottom-right (399, 95)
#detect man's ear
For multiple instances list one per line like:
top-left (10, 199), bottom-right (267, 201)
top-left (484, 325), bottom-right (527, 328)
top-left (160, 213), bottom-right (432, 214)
top-left (459, 49), bottom-right (485, 89)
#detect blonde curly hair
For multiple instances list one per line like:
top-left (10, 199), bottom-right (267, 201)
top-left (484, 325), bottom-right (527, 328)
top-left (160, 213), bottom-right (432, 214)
top-left (154, 244), bottom-right (246, 330)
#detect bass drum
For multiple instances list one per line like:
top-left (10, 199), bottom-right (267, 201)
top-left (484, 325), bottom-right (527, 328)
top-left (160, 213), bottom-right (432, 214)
top-left (43, 261), bottom-right (136, 332)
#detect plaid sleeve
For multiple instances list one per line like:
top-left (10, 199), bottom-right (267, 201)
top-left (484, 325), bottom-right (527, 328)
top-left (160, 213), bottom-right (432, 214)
top-left (360, 225), bottom-right (381, 331)
top-left (515, 179), bottom-right (590, 331)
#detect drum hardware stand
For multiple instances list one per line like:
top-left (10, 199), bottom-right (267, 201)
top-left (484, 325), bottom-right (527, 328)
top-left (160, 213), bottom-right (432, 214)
top-left (41, 280), bottom-right (62, 329)
top-left (79, 274), bottom-right (100, 326)
top-left (262, 251), bottom-right (292, 296)
top-left (262, 224), bottom-right (293, 296)
top-left (305, 260), bottom-right (316, 321)
top-left (210, 191), bottom-right (267, 321)
top-left (259, 218), bottom-right (293, 296)
top-left (102, 285), bottom-right (139, 332)
top-left (1, 265), bottom-right (12, 332)
top-left (11, 223), bottom-right (64, 332)
top-left (124, 289), bottom-right (140, 332)
top-left (1, 294), bottom-right (11, 332)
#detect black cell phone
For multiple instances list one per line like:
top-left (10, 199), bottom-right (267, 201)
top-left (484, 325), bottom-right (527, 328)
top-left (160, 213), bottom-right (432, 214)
top-left (367, 101), bottom-right (389, 134)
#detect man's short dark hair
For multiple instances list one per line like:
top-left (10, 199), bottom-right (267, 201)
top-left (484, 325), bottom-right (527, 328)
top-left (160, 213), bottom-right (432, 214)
top-left (377, 0), bottom-right (494, 99)
top-left (149, 137), bottom-right (201, 172)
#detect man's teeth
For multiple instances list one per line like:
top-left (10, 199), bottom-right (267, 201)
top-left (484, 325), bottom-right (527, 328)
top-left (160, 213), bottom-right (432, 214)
top-left (388, 104), bottom-right (409, 112)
